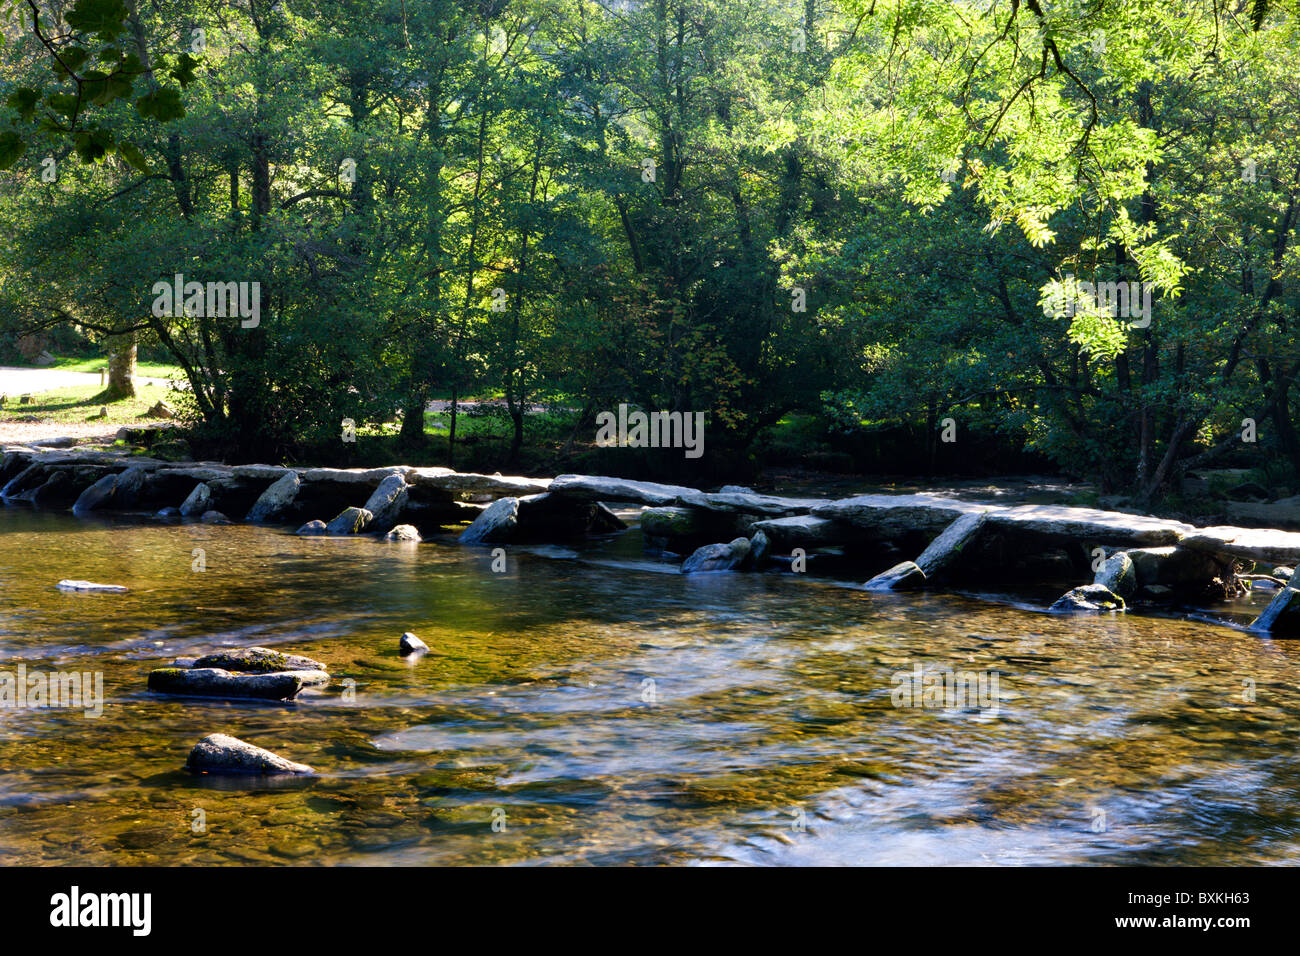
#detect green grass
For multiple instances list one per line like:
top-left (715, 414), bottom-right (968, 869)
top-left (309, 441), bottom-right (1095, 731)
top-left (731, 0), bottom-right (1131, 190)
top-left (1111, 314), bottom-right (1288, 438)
top-left (0, 382), bottom-right (178, 425)
top-left (8, 354), bottom-right (184, 378)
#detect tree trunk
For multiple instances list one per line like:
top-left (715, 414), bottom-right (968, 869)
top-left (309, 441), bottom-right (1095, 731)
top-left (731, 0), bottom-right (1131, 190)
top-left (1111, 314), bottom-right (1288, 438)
top-left (104, 337), bottom-right (137, 400)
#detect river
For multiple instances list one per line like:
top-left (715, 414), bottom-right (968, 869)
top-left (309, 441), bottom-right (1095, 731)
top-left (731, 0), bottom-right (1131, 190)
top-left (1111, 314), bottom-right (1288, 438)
top-left (2, 504), bottom-right (1299, 865)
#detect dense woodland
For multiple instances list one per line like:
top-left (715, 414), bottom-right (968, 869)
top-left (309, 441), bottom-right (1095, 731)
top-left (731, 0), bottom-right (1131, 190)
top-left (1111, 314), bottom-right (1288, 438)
top-left (0, 0), bottom-right (1297, 499)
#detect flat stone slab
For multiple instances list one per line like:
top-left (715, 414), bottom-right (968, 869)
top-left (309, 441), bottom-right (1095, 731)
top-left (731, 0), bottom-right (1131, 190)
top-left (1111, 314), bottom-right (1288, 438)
top-left (549, 474), bottom-right (701, 507)
top-left (811, 494), bottom-right (986, 536)
top-left (984, 505), bottom-right (1192, 546)
top-left (1180, 526), bottom-right (1300, 566)
top-left (187, 733), bottom-right (314, 775)
top-left (230, 464), bottom-right (295, 481)
top-left (749, 514), bottom-right (845, 548)
top-left (300, 466), bottom-right (411, 486)
top-left (675, 490), bottom-right (829, 516)
top-left (409, 471), bottom-right (551, 498)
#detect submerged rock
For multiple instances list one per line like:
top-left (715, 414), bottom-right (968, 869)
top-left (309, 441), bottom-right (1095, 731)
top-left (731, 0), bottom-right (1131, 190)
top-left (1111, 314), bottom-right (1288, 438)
top-left (187, 733), bottom-right (314, 775)
top-left (200, 510), bottom-right (231, 524)
top-left (297, 519), bottom-right (328, 535)
top-left (863, 561), bottom-right (926, 591)
top-left (384, 524), bottom-right (422, 541)
top-left (156, 506), bottom-right (179, 517)
top-left (193, 646), bottom-right (327, 674)
top-left (681, 537), bottom-right (751, 573)
top-left (56, 579), bottom-right (128, 593)
top-left (459, 496), bottom-right (519, 544)
top-left (399, 632), bottom-right (429, 654)
top-left (147, 667), bottom-right (320, 700)
top-left (1049, 584), bottom-right (1126, 613)
top-left (326, 506), bottom-right (373, 535)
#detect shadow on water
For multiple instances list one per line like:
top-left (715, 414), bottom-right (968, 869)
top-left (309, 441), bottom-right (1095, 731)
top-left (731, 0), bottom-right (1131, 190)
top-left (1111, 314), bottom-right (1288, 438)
top-left (2, 506), bottom-right (1300, 865)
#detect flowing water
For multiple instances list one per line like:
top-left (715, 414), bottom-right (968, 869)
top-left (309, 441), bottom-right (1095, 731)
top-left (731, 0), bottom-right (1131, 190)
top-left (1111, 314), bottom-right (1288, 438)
top-left (2, 504), bottom-right (1299, 866)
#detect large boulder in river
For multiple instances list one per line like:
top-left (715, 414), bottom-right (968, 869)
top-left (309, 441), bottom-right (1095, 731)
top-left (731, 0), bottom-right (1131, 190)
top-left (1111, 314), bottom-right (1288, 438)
top-left (864, 560), bottom-right (926, 591)
top-left (246, 471), bottom-right (301, 522)
top-left (187, 733), bottom-right (314, 775)
top-left (70, 467), bottom-right (152, 513)
top-left (179, 481), bottom-right (212, 517)
top-left (1049, 584), bottom-right (1126, 613)
top-left (71, 472), bottom-right (120, 514)
top-left (148, 667), bottom-right (322, 700)
top-left (1093, 551), bottom-right (1137, 599)
top-left (1126, 546), bottom-right (1230, 596)
top-left (326, 506), bottom-right (373, 535)
top-left (362, 473), bottom-right (409, 532)
top-left (1251, 586), bottom-right (1300, 634)
top-left (749, 514), bottom-right (846, 551)
top-left (110, 466), bottom-right (149, 508)
top-left (459, 496), bottom-right (519, 544)
top-left (681, 537), bottom-right (751, 573)
top-left (640, 506), bottom-right (705, 540)
top-left (915, 513), bottom-right (987, 581)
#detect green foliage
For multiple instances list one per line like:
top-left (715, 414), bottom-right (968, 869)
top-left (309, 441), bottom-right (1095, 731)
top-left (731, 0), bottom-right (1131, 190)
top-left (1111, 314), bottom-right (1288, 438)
top-left (0, 0), bottom-right (1297, 495)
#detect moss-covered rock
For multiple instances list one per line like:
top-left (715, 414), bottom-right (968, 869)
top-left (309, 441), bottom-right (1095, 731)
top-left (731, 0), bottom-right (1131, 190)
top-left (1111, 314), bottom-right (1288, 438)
top-left (1049, 584), bottom-right (1126, 613)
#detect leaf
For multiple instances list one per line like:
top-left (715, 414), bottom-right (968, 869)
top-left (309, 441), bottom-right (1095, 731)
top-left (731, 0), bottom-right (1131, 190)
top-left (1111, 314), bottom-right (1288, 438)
top-left (115, 140), bottom-right (149, 173)
top-left (72, 127), bottom-right (113, 162)
top-left (84, 72), bottom-right (134, 106)
top-left (53, 46), bottom-right (90, 77)
top-left (6, 88), bottom-right (39, 121)
top-left (135, 87), bottom-right (184, 122)
top-left (65, 0), bottom-right (128, 42)
top-left (0, 130), bottom-right (25, 169)
top-left (169, 53), bottom-right (199, 88)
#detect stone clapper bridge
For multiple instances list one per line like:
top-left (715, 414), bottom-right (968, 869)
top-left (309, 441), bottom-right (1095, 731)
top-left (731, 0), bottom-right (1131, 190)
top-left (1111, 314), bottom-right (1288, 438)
top-left (6, 444), bottom-right (1300, 635)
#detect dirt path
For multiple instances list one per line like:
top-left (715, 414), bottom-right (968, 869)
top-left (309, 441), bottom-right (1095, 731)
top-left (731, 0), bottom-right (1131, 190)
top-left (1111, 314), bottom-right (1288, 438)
top-left (0, 366), bottom-right (176, 394)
